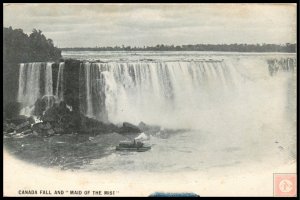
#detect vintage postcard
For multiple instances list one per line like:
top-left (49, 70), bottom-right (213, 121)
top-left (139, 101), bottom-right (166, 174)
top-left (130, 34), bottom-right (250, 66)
top-left (3, 3), bottom-right (297, 197)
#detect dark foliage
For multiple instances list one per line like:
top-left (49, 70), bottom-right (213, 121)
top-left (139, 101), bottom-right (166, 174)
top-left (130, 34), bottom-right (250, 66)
top-left (3, 27), bottom-right (62, 105)
top-left (3, 26), bottom-right (62, 63)
top-left (3, 102), bottom-right (22, 119)
top-left (62, 43), bottom-right (296, 53)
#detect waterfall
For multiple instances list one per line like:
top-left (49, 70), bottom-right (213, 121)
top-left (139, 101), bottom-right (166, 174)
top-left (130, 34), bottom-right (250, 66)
top-left (18, 63), bottom-right (41, 107)
top-left (80, 62), bottom-right (106, 121)
top-left (268, 58), bottom-right (296, 76)
top-left (55, 62), bottom-right (65, 102)
top-left (17, 63), bottom-right (27, 103)
top-left (44, 62), bottom-right (54, 109)
top-left (85, 62), bottom-right (93, 117)
top-left (17, 62), bottom-right (54, 116)
top-left (80, 60), bottom-right (241, 126)
top-left (16, 56), bottom-right (295, 126)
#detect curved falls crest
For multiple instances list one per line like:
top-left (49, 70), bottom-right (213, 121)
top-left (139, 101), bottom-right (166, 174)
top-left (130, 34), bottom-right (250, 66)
top-left (17, 57), bottom-right (296, 129)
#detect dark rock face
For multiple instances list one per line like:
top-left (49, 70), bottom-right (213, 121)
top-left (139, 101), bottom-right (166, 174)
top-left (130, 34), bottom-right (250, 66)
top-left (3, 102), bottom-right (22, 119)
top-left (6, 115), bottom-right (34, 125)
top-left (138, 121), bottom-right (147, 130)
top-left (33, 98), bottom-right (47, 117)
top-left (3, 115), bottom-right (34, 134)
top-left (117, 122), bottom-right (142, 134)
top-left (64, 59), bottom-right (81, 112)
top-left (81, 116), bottom-right (118, 134)
top-left (138, 121), bottom-right (161, 134)
top-left (37, 100), bottom-right (118, 135)
top-left (32, 122), bottom-right (55, 137)
top-left (41, 102), bottom-right (66, 122)
top-left (42, 95), bottom-right (56, 107)
top-left (4, 59), bottom-right (152, 138)
top-left (15, 121), bottom-right (31, 132)
top-left (40, 101), bottom-right (77, 134)
top-left (3, 100), bottom-right (122, 137)
top-left (3, 63), bottom-right (21, 106)
top-left (32, 95), bottom-right (56, 118)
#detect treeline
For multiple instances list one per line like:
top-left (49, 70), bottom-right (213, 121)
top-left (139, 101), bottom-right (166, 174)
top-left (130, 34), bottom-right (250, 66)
top-left (61, 43), bottom-right (296, 52)
top-left (3, 27), bottom-right (62, 63)
top-left (3, 27), bottom-right (62, 106)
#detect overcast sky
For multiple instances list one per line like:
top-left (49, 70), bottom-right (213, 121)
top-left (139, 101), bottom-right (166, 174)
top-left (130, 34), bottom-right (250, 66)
top-left (3, 3), bottom-right (297, 48)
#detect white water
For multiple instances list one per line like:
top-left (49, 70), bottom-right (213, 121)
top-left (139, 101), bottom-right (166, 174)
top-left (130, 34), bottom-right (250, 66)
top-left (84, 62), bottom-right (94, 117)
top-left (62, 50), bottom-right (296, 62)
top-left (18, 62), bottom-right (54, 116)
top-left (55, 62), bottom-right (65, 102)
top-left (84, 61), bottom-right (296, 173)
top-left (18, 63), bottom-right (41, 106)
top-left (79, 54), bottom-right (296, 130)
top-left (15, 51), bottom-right (296, 175)
top-left (17, 53), bottom-right (296, 132)
top-left (44, 62), bottom-right (54, 109)
top-left (74, 52), bottom-right (296, 173)
top-left (81, 60), bottom-right (241, 128)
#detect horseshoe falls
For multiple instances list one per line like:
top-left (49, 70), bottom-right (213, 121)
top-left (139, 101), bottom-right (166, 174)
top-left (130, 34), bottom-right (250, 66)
top-left (7, 51), bottom-right (296, 174)
top-left (16, 52), bottom-right (296, 133)
top-left (79, 60), bottom-right (241, 128)
top-left (73, 52), bottom-right (296, 172)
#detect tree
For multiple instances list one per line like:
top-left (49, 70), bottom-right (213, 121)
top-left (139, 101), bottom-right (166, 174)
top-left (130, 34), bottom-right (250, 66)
top-left (3, 27), bottom-right (62, 63)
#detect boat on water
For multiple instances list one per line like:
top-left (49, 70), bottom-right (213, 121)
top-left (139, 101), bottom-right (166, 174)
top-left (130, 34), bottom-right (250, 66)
top-left (116, 140), bottom-right (151, 152)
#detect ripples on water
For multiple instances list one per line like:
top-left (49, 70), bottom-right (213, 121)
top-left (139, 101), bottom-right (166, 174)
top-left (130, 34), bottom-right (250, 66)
top-left (4, 52), bottom-right (296, 172)
top-left (62, 50), bottom-right (296, 62)
top-left (4, 127), bottom-right (292, 173)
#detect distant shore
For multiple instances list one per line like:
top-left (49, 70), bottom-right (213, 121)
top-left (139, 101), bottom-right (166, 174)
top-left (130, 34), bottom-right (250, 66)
top-left (60, 43), bottom-right (296, 53)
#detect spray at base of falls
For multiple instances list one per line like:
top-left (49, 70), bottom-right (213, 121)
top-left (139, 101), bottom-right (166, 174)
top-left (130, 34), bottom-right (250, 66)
top-left (11, 54), bottom-right (296, 173)
top-left (17, 62), bottom-right (64, 117)
top-left (79, 60), bottom-right (241, 127)
top-left (17, 56), bottom-right (296, 130)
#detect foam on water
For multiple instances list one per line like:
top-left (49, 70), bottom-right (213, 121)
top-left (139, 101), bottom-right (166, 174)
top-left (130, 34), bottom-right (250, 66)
top-left (14, 52), bottom-right (296, 172)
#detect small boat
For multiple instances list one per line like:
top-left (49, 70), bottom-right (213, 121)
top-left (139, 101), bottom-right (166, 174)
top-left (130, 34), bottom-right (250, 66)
top-left (116, 140), bottom-right (151, 152)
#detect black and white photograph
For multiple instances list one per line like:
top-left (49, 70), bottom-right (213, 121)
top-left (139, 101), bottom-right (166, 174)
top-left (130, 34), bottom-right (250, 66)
top-left (3, 3), bottom-right (297, 197)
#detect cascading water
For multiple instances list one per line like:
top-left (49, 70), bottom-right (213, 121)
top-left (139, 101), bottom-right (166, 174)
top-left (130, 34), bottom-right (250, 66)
top-left (85, 62), bottom-right (93, 117)
top-left (18, 63), bottom-right (41, 107)
top-left (12, 52), bottom-right (296, 173)
top-left (75, 54), bottom-right (296, 173)
top-left (16, 56), bottom-right (296, 129)
top-left (80, 60), bottom-right (242, 127)
top-left (80, 62), bottom-right (107, 121)
top-left (55, 62), bottom-right (65, 102)
top-left (44, 62), bottom-right (54, 109)
top-left (17, 62), bottom-right (54, 116)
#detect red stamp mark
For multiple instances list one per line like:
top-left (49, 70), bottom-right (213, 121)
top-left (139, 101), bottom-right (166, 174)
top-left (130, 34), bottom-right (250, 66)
top-left (274, 173), bottom-right (297, 197)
